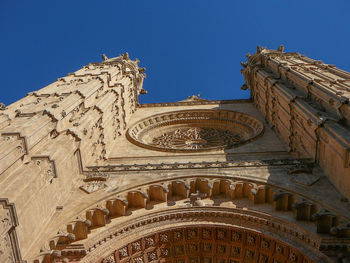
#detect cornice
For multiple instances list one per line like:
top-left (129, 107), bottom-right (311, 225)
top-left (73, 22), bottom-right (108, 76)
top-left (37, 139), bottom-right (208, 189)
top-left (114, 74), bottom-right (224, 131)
top-left (86, 158), bottom-right (309, 173)
top-left (138, 98), bottom-right (252, 108)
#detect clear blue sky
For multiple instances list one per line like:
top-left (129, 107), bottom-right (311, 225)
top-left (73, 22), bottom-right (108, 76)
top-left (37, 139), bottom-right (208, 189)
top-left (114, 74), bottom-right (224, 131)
top-left (1, 1), bottom-right (349, 105)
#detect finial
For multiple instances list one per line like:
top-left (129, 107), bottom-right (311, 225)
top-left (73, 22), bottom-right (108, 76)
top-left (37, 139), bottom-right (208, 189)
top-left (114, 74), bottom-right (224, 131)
top-left (121, 52), bottom-right (129, 60)
top-left (0, 102), bottom-right (6, 110)
top-left (138, 67), bottom-right (146, 73)
top-left (277, 45), bottom-right (284, 52)
top-left (135, 58), bottom-right (140, 65)
top-left (257, 45), bottom-right (261, 53)
top-left (241, 84), bottom-right (248, 90)
top-left (245, 53), bottom-right (251, 58)
top-left (102, 54), bottom-right (108, 61)
top-left (187, 94), bottom-right (201, 100)
top-left (179, 94), bottom-right (208, 103)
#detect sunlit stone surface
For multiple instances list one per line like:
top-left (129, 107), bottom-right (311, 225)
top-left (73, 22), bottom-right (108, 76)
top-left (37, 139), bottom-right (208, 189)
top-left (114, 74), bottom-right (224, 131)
top-left (1, 48), bottom-right (350, 262)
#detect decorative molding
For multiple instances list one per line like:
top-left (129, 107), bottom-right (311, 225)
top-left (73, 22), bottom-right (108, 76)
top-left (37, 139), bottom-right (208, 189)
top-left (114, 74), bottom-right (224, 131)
top-left (82, 207), bottom-right (331, 263)
top-left (80, 181), bottom-right (107, 194)
top-left (0, 133), bottom-right (28, 175)
top-left (100, 224), bottom-right (320, 263)
top-left (37, 175), bottom-right (350, 262)
top-left (138, 99), bottom-right (252, 108)
top-left (0, 198), bottom-right (25, 263)
top-left (31, 156), bottom-right (58, 184)
top-left (1, 133), bottom-right (28, 155)
top-left (87, 158), bottom-right (309, 172)
top-left (126, 109), bottom-right (264, 153)
top-left (80, 172), bottom-right (109, 194)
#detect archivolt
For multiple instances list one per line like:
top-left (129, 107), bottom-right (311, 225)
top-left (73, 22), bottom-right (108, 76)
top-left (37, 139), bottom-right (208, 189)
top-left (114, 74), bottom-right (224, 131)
top-left (35, 177), bottom-right (348, 262)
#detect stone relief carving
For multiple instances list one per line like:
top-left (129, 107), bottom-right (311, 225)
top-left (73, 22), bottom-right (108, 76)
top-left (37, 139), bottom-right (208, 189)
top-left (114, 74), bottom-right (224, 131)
top-left (80, 172), bottom-right (109, 194)
top-left (14, 95), bottom-right (65, 117)
top-left (80, 181), bottom-right (107, 194)
top-left (93, 214), bottom-right (325, 263)
top-left (102, 254), bottom-right (115, 263)
top-left (0, 209), bottom-right (12, 263)
top-left (0, 199), bottom-right (23, 263)
top-left (151, 127), bottom-right (242, 150)
top-left (2, 49), bottom-right (349, 263)
top-left (127, 109), bottom-right (264, 152)
top-left (39, 172), bottom-right (350, 262)
top-left (32, 157), bottom-right (58, 185)
top-left (68, 104), bottom-right (89, 127)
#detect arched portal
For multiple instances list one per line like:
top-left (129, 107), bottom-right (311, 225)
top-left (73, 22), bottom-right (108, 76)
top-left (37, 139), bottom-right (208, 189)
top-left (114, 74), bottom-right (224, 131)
top-left (56, 204), bottom-right (330, 263)
top-left (98, 225), bottom-right (317, 263)
top-left (3, 49), bottom-right (350, 263)
top-left (39, 174), bottom-right (337, 263)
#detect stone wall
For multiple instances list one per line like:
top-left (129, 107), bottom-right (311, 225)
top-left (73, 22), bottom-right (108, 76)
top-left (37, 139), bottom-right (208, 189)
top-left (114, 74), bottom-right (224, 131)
top-left (0, 53), bottom-right (145, 261)
top-left (1, 49), bottom-right (350, 262)
top-left (241, 46), bottom-right (350, 199)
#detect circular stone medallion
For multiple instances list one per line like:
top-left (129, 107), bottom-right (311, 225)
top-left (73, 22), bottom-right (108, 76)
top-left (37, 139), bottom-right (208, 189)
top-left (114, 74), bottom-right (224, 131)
top-left (126, 109), bottom-right (264, 152)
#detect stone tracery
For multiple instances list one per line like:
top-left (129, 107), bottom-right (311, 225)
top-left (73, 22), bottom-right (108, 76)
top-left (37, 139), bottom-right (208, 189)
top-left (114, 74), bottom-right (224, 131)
top-left (151, 127), bottom-right (242, 150)
top-left (127, 109), bottom-right (264, 152)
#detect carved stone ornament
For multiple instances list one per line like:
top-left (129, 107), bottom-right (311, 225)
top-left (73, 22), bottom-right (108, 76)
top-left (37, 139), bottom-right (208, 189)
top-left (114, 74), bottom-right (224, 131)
top-left (127, 110), bottom-right (264, 152)
top-left (100, 225), bottom-right (318, 263)
top-left (0, 199), bottom-right (24, 263)
top-left (80, 181), bottom-right (107, 194)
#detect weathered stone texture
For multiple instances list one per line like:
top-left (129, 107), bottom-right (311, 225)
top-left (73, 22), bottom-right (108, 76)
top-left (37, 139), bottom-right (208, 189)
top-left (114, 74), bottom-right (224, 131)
top-left (242, 46), bottom-right (350, 199)
top-left (1, 49), bottom-right (350, 262)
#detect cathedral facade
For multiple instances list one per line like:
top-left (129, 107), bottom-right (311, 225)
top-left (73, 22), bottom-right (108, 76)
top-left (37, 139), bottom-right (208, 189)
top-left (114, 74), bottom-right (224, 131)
top-left (1, 47), bottom-right (350, 263)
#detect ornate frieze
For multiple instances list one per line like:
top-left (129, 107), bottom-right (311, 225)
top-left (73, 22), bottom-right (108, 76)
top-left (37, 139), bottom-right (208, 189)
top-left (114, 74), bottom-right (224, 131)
top-left (87, 158), bottom-right (307, 172)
